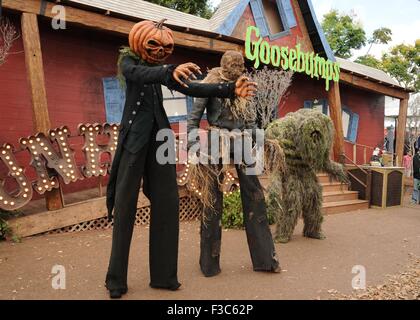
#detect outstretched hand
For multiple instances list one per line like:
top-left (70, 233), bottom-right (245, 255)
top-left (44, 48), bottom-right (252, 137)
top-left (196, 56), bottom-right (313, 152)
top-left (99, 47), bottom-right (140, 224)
top-left (235, 76), bottom-right (257, 99)
top-left (173, 63), bottom-right (202, 87)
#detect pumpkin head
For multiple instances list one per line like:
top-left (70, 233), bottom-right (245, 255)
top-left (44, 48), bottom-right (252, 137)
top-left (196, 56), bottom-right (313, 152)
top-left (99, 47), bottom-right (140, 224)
top-left (129, 19), bottom-right (174, 64)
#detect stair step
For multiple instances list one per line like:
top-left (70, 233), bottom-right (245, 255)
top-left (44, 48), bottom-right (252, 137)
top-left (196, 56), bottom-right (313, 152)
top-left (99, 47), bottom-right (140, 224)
top-left (322, 199), bottom-right (369, 215)
top-left (323, 191), bottom-right (359, 203)
top-left (317, 173), bottom-right (332, 184)
top-left (320, 182), bottom-right (347, 192)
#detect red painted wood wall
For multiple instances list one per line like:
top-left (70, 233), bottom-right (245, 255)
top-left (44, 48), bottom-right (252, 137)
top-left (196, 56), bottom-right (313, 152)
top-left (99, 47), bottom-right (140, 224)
top-left (0, 13), bottom-right (221, 202)
top-left (0, 9), bottom-right (385, 206)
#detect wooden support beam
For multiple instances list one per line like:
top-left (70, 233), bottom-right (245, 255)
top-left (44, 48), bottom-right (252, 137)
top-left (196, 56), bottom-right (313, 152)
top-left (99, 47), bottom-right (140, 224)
top-left (340, 71), bottom-right (410, 100)
top-left (4, 0), bottom-right (242, 54)
top-left (21, 12), bottom-right (64, 210)
top-left (328, 81), bottom-right (345, 163)
top-left (21, 13), bottom-right (50, 133)
top-left (395, 98), bottom-right (409, 167)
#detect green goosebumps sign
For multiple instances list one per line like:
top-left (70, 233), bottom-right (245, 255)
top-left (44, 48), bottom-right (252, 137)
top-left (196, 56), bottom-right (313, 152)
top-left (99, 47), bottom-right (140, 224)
top-left (245, 26), bottom-right (340, 91)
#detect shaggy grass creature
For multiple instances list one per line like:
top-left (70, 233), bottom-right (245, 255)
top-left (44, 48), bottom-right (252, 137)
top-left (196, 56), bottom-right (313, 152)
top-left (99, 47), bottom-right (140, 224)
top-left (265, 109), bottom-right (348, 243)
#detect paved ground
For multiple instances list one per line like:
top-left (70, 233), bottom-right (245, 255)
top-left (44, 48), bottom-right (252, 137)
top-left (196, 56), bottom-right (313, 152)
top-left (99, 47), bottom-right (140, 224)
top-left (0, 203), bottom-right (419, 300)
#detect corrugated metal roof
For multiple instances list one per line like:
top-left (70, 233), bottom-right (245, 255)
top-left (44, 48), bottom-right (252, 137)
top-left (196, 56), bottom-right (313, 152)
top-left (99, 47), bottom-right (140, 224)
top-left (336, 57), bottom-right (402, 88)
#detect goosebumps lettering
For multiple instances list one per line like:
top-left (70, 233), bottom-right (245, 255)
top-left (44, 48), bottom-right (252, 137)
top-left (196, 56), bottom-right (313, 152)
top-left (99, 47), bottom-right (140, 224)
top-left (245, 26), bottom-right (340, 91)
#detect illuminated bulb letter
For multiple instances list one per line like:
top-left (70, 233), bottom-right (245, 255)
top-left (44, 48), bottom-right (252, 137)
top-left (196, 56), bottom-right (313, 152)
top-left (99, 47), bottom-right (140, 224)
top-left (79, 123), bottom-right (119, 177)
top-left (20, 126), bottom-right (82, 194)
top-left (0, 144), bottom-right (33, 211)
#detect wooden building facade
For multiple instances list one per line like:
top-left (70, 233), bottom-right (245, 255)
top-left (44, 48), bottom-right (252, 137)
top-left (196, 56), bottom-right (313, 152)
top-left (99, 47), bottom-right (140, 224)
top-left (0, 0), bottom-right (411, 236)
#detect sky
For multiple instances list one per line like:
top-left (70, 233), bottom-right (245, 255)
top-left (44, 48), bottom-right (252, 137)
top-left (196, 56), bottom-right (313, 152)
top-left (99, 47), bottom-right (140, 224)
top-left (210, 0), bottom-right (420, 60)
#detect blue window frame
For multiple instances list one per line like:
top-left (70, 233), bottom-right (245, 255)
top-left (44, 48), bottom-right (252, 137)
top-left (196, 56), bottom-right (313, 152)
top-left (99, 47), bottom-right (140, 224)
top-left (304, 99), bottom-right (359, 143)
top-left (250, 0), bottom-right (297, 40)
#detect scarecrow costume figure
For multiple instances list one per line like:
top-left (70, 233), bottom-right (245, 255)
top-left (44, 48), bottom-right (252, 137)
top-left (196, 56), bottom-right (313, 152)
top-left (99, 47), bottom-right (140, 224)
top-left (105, 20), bottom-right (257, 299)
top-left (187, 51), bottom-right (280, 277)
top-left (265, 109), bottom-right (348, 243)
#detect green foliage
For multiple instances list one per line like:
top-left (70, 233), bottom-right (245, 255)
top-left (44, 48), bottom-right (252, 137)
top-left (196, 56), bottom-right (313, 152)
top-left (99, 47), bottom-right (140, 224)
top-left (0, 209), bottom-right (21, 241)
top-left (145, 0), bottom-right (215, 19)
top-left (365, 27), bottom-right (393, 56)
top-left (321, 9), bottom-right (418, 93)
top-left (355, 54), bottom-right (382, 69)
top-left (222, 191), bottom-right (244, 229)
top-left (0, 220), bottom-right (11, 240)
top-left (321, 9), bottom-right (366, 59)
top-left (382, 40), bottom-right (420, 91)
top-left (222, 190), bottom-right (275, 229)
top-left (0, 210), bottom-right (12, 240)
top-left (370, 28), bottom-right (392, 46)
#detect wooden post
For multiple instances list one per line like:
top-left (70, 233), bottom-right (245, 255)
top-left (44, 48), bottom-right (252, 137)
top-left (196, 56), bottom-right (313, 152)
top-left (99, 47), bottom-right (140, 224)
top-left (366, 170), bottom-right (372, 206)
top-left (21, 12), bottom-right (64, 210)
top-left (364, 147), bottom-right (367, 165)
top-left (353, 144), bottom-right (357, 164)
top-left (328, 81), bottom-right (345, 163)
top-left (395, 98), bottom-right (409, 167)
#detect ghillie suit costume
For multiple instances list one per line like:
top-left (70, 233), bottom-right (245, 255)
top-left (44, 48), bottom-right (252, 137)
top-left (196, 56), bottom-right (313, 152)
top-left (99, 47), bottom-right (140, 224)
top-left (265, 109), bottom-right (348, 244)
top-left (187, 51), bottom-right (282, 277)
top-left (105, 20), bottom-right (257, 299)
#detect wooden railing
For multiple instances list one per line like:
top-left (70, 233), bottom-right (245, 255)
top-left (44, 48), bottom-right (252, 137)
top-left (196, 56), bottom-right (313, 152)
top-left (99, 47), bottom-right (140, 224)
top-left (346, 141), bottom-right (397, 167)
top-left (343, 152), bottom-right (372, 205)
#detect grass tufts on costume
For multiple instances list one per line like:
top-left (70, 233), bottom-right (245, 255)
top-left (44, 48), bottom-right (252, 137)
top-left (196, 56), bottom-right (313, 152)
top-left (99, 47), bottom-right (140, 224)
top-left (266, 109), bottom-right (348, 243)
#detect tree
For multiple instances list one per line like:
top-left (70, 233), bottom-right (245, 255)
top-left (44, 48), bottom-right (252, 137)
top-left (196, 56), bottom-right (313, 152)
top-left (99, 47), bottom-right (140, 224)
top-left (354, 54), bottom-right (382, 69)
top-left (355, 27), bottom-right (392, 70)
top-left (382, 40), bottom-right (420, 92)
top-left (366, 27), bottom-right (392, 55)
top-left (145, 0), bottom-right (215, 19)
top-left (321, 9), bottom-right (367, 59)
top-left (0, 17), bottom-right (19, 66)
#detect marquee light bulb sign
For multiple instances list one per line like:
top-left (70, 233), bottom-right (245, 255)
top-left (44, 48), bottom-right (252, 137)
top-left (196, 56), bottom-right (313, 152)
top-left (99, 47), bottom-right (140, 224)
top-left (0, 123), bottom-right (120, 211)
top-left (245, 26), bottom-right (340, 91)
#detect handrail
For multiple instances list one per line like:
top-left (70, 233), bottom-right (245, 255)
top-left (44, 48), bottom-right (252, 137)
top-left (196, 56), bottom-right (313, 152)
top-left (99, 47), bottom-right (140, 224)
top-left (345, 140), bottom-right (398, 157)
top-left (343, 153), bottom-right (369, 177)
top-left (343, 153), bottom-right (372, 205)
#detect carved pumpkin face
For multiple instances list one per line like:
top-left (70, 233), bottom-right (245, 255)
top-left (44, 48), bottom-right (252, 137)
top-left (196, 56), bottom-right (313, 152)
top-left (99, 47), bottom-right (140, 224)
top-left (129, 19), bottom-right (174, 64)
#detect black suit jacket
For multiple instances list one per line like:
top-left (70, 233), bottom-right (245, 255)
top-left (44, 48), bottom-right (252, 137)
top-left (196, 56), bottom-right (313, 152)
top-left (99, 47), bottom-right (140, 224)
top-left (107, 56), bottom-right (236, 218)
top-left (414, 154), bottom-right (420, 180)
top-left (119, 56), bottom-right (236, 153)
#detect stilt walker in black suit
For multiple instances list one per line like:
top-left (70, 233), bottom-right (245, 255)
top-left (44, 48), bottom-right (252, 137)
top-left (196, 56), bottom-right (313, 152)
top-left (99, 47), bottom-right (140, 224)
top-left (105, 19), bottom-right (257, 299)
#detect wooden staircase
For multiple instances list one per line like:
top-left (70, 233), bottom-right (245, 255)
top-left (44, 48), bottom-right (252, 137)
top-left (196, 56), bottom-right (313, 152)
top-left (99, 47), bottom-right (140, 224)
top-left (318, 173), bottom-right (369, 214)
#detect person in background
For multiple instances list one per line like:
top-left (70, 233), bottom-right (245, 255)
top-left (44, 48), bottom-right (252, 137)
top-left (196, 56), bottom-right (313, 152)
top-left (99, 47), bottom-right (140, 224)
top-left (403, 152), bottom-right (413, 177)
top-left (412, 149), bottom-right (420, 204)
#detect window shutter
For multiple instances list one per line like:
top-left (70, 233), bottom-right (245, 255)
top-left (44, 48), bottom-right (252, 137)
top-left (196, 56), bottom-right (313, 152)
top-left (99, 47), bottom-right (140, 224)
top-left (304, 100), bottom-right (313, 108)
top-left (348, 112), bottom-right (359, 143)
top-left (102, 77), bottom-right (125, 124)
top-left (280, 0), bottom-right (297, 28)
top-left (250, 0), bottom-right (269, 37)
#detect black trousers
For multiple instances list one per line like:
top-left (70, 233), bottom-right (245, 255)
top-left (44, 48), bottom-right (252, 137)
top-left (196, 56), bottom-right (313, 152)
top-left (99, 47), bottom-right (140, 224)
top-left (200, 165), bottom-right (280, 277)
top-left (105, 129), bottom-right (180, 291)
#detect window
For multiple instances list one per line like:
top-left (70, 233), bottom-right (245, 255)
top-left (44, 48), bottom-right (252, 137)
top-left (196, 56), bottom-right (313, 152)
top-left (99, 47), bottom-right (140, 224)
top-left (250, 0), bottom-right (297, 40)
top-left (102, 77), bottom-right (125, 124)
top-left (161, 86), bottom-right (194, 123)
top-left (262, 0), bottom-right (285, 35)
top-left (304, 99), bottom-right (359, 143)
top-left (102, 77), bottom-right (195, 124)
